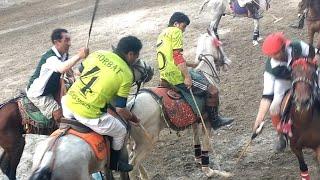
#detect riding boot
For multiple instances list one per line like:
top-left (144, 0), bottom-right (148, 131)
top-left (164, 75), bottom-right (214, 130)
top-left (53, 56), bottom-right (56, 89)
top-left (289, 14), bottom-right (305, 29)
top-left (206, 106), bottom-right (234, 130)
top-left (274, 133), bottom-right (287, 153)
top-left (110, 149), bottom-right (133, 172)
top-left (246, 3), bottom-right (263, 19)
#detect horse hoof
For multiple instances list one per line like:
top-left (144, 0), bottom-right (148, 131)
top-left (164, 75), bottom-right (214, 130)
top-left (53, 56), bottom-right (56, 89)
top-left (194, 157), bottom-right (201, 165)
top-left (252, 40), bottom-right (259, 46)
top-left (201, 167), bottom-right (233, 178)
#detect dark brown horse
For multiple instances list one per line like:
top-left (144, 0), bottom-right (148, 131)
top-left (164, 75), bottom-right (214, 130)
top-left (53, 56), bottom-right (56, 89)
top-left (0, 78), bottom-right (67, 180)
top-left (288, 58), bottom-right (320, 179)
top-left (306, 0), bottom-right (320, 50)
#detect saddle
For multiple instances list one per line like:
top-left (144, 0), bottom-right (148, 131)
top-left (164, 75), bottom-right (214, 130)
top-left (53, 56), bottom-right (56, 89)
top-left (17, 94), bottom-right (56, 135)
top-left (17, 77), bottom-right (68, 135)
top-left (144, 87), bottom-right (198, 131)
top-left (51, 119), bottom-right (110, 161)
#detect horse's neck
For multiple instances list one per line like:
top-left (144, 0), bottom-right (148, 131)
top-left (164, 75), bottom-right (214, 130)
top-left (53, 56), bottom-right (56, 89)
top-left (129, 92), bottom-right (166, 133)
top-left (195, 60), bottom-right (215, 76)
top-left (195, 44), bottom-right (217, 78)
top-left (291, 105), bottom-right (314, 128)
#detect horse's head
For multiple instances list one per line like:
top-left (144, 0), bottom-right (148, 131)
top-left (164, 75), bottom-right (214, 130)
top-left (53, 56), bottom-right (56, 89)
top-left (194, 28), bottom-right (231, 83)
top-left (291, 58), bottom-right (318, 110)
top-left (196, 29), bottom-right (227, 67)
top-left (131, 59), bottom-right (154, 85)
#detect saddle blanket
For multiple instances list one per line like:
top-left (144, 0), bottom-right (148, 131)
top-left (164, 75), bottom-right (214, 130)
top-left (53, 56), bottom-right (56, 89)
top-left (151, 87), bottom-right (198, 129)
top-left (51, 128), bottom-right (109, 160)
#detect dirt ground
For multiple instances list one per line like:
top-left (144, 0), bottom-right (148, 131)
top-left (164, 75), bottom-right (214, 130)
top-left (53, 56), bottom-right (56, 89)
top-left (0, 0), bottom-right (318, 179)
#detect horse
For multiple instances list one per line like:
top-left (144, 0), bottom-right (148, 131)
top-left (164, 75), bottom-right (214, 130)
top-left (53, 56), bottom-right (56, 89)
top-left (0, 82), bottom-right (68, 180)
top-left (305, 0), bottom-right (320, 51)
top-left (284, 58), bottom-right (320, 179)
top-left (199, 0), bottom-right (270, 46)
top-left (28, 58), bottom-right (154, 180)
top-left (125, 28), bottom-right (232, 179)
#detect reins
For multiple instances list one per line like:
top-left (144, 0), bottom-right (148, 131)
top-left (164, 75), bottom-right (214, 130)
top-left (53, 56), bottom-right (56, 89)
top-left (198, 54), bottom-right (221, 84)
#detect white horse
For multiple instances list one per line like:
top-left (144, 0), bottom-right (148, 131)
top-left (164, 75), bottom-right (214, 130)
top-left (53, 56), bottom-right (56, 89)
top-left (126, 29), bottom-right (232, 179)
top-left (28, 59), bottom-right (153, 180)
top-left (199, 0), bottom-right (269, 46)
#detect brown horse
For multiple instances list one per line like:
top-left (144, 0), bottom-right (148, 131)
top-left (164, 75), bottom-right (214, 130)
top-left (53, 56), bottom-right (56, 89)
top-left (0, 77), bottom-right (68, 180)
top-left (0, 95), bottom-right (62, 180)
top-left (287, 58), bottom-right (320, 179)
top-left (306, 0), bottom-right (320, 50)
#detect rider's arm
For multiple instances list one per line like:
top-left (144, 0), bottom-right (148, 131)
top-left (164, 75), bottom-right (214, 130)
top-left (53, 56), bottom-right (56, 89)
top-left (114, 96), bottom-right (139, 124)
top-left (253, 71), bottom-right (275, 131)
top-left (56, 47), bottom-right (89, 73)
top-left (174, 49), bottom-right (192, 88)
top-left (253, 98), bottom-right (272, 131)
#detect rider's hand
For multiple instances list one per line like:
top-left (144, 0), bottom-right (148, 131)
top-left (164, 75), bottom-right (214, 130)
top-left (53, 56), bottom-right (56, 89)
top-left (128, 113), bottom-right (140, 126)
top-left (78, 47), bottom-right (89, 59)
top-left (184, 76), bottom-right (192, 89)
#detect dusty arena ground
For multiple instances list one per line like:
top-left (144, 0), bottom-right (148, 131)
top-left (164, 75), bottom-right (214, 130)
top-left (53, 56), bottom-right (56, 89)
top-left (0, 0), bottom-right (318, 179)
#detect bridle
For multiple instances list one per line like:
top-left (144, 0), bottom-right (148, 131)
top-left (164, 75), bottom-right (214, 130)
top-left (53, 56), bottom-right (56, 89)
top-left (197, 53), bottom-right (221, 84)
top-left (131, 59), bottom-right (152, 87)
top-left (130, 59), bottom-right (154, 110)
top-left (291, 60), bottom-right (318, 108)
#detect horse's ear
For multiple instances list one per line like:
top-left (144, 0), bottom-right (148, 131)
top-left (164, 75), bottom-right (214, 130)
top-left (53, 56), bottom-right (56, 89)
top-left (207, 28), bottom-right (212, 36)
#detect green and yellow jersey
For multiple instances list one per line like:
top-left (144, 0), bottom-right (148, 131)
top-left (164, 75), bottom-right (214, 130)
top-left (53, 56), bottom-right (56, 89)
top-left (65, 50), bottom-right (133, 118)
top-left (156, 27), bottom-right (185, 85)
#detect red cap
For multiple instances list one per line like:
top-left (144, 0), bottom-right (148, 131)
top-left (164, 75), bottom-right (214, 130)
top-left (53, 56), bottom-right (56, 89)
top-left (262, 32), bottom-right (287, 56)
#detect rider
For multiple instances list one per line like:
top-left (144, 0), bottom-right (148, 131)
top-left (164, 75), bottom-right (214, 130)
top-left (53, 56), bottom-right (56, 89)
top-left (27, 28), bottom-right (88, 123)
top-left (290, 0), bottom-right (307, 29)
top-left (61, 36), bottom-right (143, 172)
top-left (252, 32), bottom-right (314, 152)
top-left (156, 12), bottom-right (234, 130)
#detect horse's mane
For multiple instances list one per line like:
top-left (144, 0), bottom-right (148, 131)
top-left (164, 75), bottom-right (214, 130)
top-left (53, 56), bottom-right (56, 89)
top-left (291, 58), bottom-right (317, 70)
top-left (0, 93), bottom-right (25, 109)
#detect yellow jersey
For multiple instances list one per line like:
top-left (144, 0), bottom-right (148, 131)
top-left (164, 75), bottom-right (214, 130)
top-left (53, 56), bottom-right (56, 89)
top-left (65, 50), bottom-right (133, 118)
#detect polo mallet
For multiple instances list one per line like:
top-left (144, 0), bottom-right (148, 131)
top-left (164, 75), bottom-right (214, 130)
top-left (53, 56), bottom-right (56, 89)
top-left (86, 0), bottom-right (100, 48)
top-left (251, 0), bottom-right (283, 23)
top-left (236, 121), bottom-right (265, 164)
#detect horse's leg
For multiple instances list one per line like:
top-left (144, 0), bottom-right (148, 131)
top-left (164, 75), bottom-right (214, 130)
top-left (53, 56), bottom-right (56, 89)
top-left (200, 120), bottom-right (232, 178)
top-left (0, 103), bottom-right (25, 180)
top-left (210, 13), bottom-right (223, 39)
top-left (252, 19), bottom-right (261, 46)
top-left (192, 123), bottom-right (201, 165)
top-left (200, 120), bottom-right (213, 177)
top-left (307, 25), bottom-right (315, 46)
top-left (0, 131), bottom-right (25, 180)
top-left (290, 143), bottom-right (310, 179)
top-left (316, 146), bottom-right (320, 177)
top-left (129, 129), bottom-right (156, 180)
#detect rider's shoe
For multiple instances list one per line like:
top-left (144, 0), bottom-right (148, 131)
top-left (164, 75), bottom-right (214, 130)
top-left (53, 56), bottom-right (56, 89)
top-left (113, 161), bottom-right (133, 172)
top-left (110, 149), bottom-right (133, 172)
top-left (207, 107), bottom-right (234, 130)
top-left (211, 115), bottom-right (234, 130)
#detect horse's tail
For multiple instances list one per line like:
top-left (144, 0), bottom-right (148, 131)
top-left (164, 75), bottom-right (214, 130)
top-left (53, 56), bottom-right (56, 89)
top-left (29, 150), bottom-right (54, 180)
